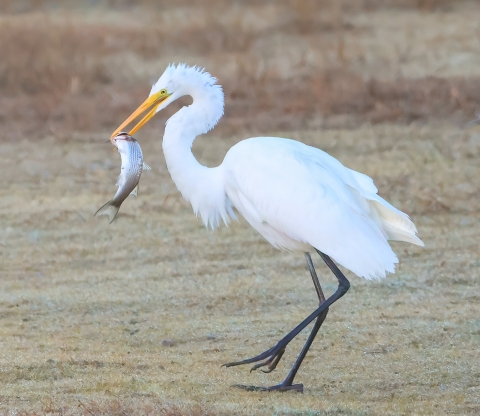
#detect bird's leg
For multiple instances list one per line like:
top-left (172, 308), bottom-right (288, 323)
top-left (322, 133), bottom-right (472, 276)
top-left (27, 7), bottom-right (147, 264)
top-left (227, 251), bottom-right (348, 392)
top-left (305, 252), bottom-right (326, 303)
top-left (257, 253), bottom-right (329, 391)
top-left (234, 309), bottom-right (329, 392)
top-left (248, 253), bottom-right (328, 374)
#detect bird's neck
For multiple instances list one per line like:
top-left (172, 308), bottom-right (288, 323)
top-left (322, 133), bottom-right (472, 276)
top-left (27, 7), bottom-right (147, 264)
top-left (162, 96), bottom-right (232, 228)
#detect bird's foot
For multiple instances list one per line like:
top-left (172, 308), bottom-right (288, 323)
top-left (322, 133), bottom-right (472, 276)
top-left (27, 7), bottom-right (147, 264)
top-left (223, 343), bottom-right (286, 371)
top-left (250, 349), bottom-right (285, 373)
top-left (232, 382), bottom-right (303, 393)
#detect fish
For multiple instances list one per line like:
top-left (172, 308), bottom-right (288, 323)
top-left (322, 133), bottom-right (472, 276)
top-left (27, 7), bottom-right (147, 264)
top-left (95, 132), bottom-right (151, 223)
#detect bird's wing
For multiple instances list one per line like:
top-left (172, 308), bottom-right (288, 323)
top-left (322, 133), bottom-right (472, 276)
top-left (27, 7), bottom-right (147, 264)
top-left (296, 140), bottom-right (423, 246)
top-left (224, 137), bottom-right (399, 280)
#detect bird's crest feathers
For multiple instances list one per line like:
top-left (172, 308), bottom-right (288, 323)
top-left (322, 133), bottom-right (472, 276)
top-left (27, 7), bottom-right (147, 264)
top-left (150, 63), bottom-right (219, 97)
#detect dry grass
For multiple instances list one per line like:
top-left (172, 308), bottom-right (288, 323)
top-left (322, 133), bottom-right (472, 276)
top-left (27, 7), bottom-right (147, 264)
top-left (1, 123), bottom-right (479, 415)
top-left (1, 1), bottom-right (480, 141)
top-left (1, 1), bottom-right (480, 415)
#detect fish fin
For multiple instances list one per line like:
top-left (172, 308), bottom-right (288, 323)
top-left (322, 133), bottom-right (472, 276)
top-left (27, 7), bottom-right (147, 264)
top-left (130, 185), bottom-right (139, 197)
top-left (143, 162), bottom-right (151, 171)
top-left (115, 175), bottom-right (121, 188)
top-left (95, 200), bottom-right (120, 224)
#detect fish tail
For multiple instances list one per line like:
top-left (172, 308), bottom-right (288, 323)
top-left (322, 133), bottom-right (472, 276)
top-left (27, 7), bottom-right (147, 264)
top-left (94, 200), bottom-right (121, 224)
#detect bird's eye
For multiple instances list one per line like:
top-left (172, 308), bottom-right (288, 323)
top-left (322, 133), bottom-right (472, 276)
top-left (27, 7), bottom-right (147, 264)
top-left (160, 89), bottom-right (167, 94)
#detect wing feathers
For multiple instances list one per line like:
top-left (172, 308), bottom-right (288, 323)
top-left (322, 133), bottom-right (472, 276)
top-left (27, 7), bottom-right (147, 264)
top-left (224, 137), bottom-right (423, 280)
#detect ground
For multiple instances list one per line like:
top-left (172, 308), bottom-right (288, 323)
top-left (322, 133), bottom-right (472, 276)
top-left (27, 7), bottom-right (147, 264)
top-left (0, 1), bottom-right (479, 415)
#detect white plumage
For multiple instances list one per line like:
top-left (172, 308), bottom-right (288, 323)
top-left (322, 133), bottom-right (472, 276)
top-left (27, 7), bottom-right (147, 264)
top-left (110, 63), bottom-right (425, 391)
top-left (223, 137), bottom-right (423, 280)
top-left (114, 63), bottom-right (423, 281)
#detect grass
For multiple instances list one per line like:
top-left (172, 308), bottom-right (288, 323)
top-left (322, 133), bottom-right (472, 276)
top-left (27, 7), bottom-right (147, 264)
top-left (1, 124), bottom-right (479, 415)
top-left (1, 1), bottom-right (480, 142)
top-left (1, 1), bottom-right (480, 415)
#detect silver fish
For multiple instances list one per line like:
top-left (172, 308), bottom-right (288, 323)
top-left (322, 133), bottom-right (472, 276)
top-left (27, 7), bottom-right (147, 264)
top-left (95, 132), bottom-right (151, 223)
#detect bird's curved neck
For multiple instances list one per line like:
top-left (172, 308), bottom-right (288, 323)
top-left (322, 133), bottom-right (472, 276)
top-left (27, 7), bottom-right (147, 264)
top-left (162, 93), bottom-right (230, 228)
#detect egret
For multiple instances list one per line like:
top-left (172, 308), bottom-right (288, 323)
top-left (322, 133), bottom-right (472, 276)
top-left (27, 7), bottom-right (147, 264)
top-left (110, 63), bottom-right (424, 392)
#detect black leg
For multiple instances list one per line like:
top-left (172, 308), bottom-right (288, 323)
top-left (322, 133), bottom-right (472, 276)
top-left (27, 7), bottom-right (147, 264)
top-left (305, 252), bottom-right (326, 303)
top-left (246, 253), bottom-right (328, 375)
top-left (227, 251), bottom-right (349, 392)
top-left (235, 308), bottom-right (329, 392)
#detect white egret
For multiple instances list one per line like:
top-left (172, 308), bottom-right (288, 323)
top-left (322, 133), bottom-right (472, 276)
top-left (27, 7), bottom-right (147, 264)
top-left (110, 63), bottom-right (424, 392)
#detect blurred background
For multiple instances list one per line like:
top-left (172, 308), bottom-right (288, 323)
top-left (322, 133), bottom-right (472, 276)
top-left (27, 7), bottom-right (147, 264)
top-left (1, 0), bottom-right (480, 141)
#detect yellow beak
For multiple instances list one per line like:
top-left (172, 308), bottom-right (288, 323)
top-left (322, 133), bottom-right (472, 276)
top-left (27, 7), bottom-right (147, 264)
top-left (110, 90), bottom-right (171, 139)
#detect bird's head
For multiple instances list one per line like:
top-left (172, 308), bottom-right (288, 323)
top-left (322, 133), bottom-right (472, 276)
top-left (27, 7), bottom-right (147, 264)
top-left (111, 63), bottom-right (223, 139)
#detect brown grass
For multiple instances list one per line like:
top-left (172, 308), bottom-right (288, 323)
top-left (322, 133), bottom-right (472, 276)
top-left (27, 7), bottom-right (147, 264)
top-left (1, 1), bottom-right (480, 415)
top-left (1, 123), bottom-right (479, 415)
top-left (1, 1), bottom-right (480, 141)
top-left (2, 400), bottom-right (222, 416)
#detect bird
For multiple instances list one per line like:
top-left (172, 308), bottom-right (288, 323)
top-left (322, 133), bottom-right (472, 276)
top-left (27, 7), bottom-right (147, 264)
top-left (110, 63), bottom-right (424, 392)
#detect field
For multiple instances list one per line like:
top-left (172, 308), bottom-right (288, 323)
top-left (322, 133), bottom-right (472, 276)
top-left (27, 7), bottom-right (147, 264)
top-left (1, 1), bottom-right (480, 415)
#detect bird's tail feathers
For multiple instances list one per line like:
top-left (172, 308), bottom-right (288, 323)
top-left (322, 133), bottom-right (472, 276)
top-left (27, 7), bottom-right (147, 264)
top-left (370, 199), bottom-right (424, 247)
